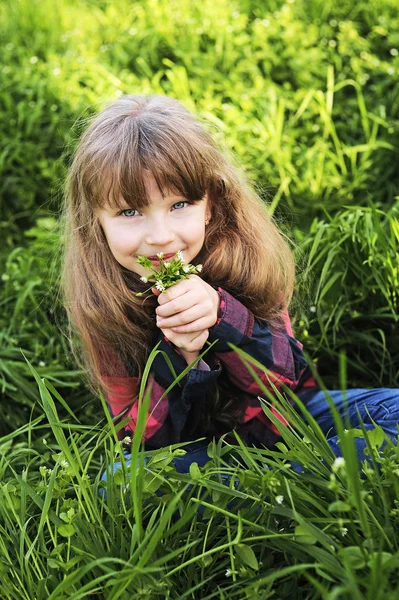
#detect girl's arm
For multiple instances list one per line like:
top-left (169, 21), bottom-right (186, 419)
top-left (154, 277), bottom-right (312, 397)
top-left (98, 338), bottom-right (222, 448)
top-left (207, 287), bottom-right (312, 397)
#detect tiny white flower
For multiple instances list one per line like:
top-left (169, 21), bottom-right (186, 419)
top-left (39, 361), bottom-right (46, 367)
top-left (196, 264), bottom-right (203, 272)
top-left (177, 250), bottom-right (184, 261)
top-left (122, 436), bottom-right (132, 445)
top-left (164, 262), bottom-right (171, 268)
top-left (30, 56), bottom-right (38, 64)
top-left (156, 252), bottom-right (164, 259)
top-left (60, 460), bottom-right (69, 468)
top-left (341, 527), bottom-right (348, 537)
top-left (155, 281), bottom-right (165, 292)
top-left (310, 305), bottom-right (316, 313)
top-left (275, 495), bottom-right (284, 505)
top-left (332, 457), bottom-right (345, 472)
top-left (140, 276), bottom-right (148, 283)
top-left (183, 265), bottom-right (190, 273)
top-left (225, 569), bottom-right (232, 577)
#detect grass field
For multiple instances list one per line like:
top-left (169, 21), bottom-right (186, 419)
top-left (1, 0), bottom-right (399, 597)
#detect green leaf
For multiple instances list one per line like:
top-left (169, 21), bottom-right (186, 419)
top-left (57, 524), bottom-right (76, 538)
top-left (235, 544), bottom-right (259, 571)
top-left (328, 501), bottom-right (351, 513)
top-left (366, 426), bottom-right (386, 449)
top-left (294, 525), bottom-right (318, 545)
top-left (189, 462), bottom-right (201, 480)
top-left (338, 546), bottom-right (366, 570)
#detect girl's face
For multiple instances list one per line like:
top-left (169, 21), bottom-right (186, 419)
top-left (97, 173), bottom-right (210, 277)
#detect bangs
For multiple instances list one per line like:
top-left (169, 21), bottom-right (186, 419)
top-left (87, 115), bottom-right (210, 212)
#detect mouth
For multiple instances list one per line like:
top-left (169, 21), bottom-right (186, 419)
top-left (146, 252), bottom-right (180, 261)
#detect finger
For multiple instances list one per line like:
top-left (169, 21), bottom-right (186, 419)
top-left (156, 289), bottom-right (200, 318)
top-left (170, 317), bottom-right (214, 334)
top-left (151, 287), bottom-right (161, 296)
top-left (173, 329), bottom-right (209, 353)
top-left (156, 279), bottom-right (191, 306)
top-left (156, 305), bottom-right (205, 328)
top-left (160, 327), bottom-right (209, 353)
top-left (186, 329), bottom-right (209, 352)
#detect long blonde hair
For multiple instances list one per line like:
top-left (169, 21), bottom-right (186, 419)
top-left (62, 94), bottom-right (294, 419)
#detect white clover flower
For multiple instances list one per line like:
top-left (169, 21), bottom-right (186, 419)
top-left (156, 252), bottom-right (164, 259)
top-left (183, 265), bottom-right (190, 273)
top-left (196, 264), bottom-right (203, 272)
top-left (332, 457), bottom-right (345, 472)
top-left (155, 281), bottom-right (165, 292)
top-left (275, 495), bottom-right (284, 505)
top-left (177, 250), bottom-right (184, 261)
top-left (140, 276), bottom-right (148, 283)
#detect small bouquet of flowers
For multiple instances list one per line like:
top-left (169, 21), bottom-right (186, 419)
top-left (135, 250), bottom-right (203, 296)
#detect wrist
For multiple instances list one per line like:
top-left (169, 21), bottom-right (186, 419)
top-left (179, 349), bottom-right (200, 365)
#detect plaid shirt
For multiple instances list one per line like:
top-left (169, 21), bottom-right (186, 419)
top-left (102, 288), bottom-right (317, 449)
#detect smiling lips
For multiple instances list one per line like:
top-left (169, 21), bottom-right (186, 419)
top-left (146, 252), bottom-right (178, 261)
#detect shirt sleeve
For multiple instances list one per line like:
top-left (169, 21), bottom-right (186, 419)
top-left (207, 288), bottom-right (311, 398)
top-left (98, 337), bottom-right (222, 448)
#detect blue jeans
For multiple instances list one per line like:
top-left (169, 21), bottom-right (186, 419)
top-left (102, 388), bottom-right (399, 480)
top-left (301, 387), bottom-right (399, 459)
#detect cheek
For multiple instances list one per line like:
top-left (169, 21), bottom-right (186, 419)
top-left (185, 220), bottom-right (206, 241)
top-left (109, 229), bottom-right (139, 256)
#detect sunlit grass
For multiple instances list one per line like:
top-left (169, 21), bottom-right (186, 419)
top-left (1, 0), bottom-right (399, 596)
top-left (0, 352), bottom-right (398, 598)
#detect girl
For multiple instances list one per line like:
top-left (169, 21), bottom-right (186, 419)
top-left (62, 94), bottom-right (399, 474)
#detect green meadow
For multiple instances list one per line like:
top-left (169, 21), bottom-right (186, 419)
top-left (1, 0), bottom-right (399, 597)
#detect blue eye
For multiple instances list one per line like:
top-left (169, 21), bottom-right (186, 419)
top-left (172, 201), bottom-right (188, 210)
top-left (120, 208), bottom-right (138, 217)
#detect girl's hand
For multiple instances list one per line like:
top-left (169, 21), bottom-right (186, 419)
top-left (154, 275), bottom-right (220, 334)
top-left (152, 275), bottom-right (220, 358)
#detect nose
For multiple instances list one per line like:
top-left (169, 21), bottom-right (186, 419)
top-left (145, 216), bottom-right (176, 246)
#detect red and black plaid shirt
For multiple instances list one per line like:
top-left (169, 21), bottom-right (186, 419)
top-left (100, 288), bottom-right (317, 449)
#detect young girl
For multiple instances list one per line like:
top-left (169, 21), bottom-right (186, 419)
top-left (62, 94), bottom-right (399, 474)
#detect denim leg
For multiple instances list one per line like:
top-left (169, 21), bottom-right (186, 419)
top-left (299, 388), bottom-right (399, 460)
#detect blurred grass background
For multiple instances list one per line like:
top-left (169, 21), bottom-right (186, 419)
top-left (1, 1), bottom-right (399, 597)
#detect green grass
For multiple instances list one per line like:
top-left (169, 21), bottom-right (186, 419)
top-left (1, 354), bottom-right (399, 598)
top-left (1, 0), bottom-right (399, 596)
